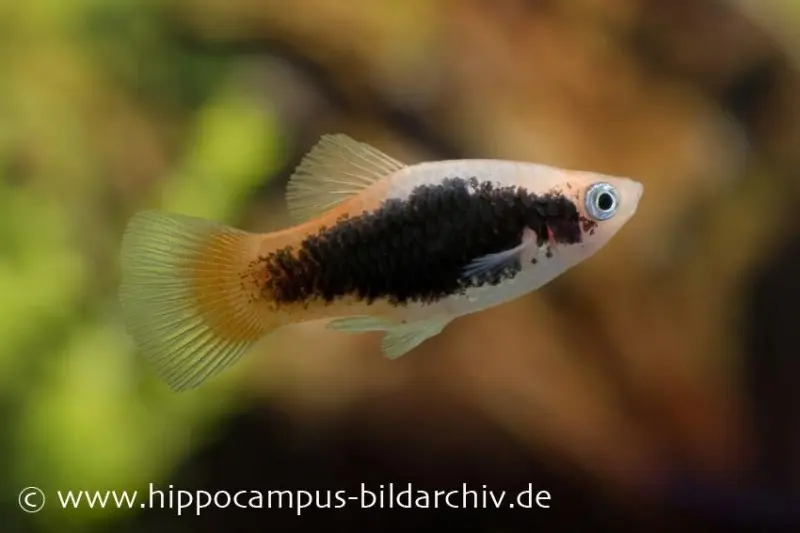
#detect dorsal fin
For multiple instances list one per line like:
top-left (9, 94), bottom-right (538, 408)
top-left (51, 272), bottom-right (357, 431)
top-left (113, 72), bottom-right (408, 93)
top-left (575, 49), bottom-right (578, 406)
top-left (285, 134), bottom-right (406, 222)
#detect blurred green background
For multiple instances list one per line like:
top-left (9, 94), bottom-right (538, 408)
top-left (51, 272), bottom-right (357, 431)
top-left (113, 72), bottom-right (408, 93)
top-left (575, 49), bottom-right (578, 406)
top-left (0, 1), bottom-right (798, 532)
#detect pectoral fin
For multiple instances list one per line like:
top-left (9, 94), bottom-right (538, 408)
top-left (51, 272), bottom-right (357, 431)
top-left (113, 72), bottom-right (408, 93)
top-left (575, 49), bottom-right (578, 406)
top-left (327, 316), bottom-right (450, 359)
top-left (461, 227), bottom-right (539, 280)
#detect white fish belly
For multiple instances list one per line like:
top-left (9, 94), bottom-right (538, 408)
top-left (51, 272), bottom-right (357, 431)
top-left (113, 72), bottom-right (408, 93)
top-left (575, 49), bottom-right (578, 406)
top-left (400, 252), bottom-right (575, 322)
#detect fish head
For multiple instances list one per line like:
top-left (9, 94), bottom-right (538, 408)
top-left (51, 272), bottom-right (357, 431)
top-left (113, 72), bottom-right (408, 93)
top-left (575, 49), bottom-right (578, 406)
top-left (517, 165), bottom-right (643, 266)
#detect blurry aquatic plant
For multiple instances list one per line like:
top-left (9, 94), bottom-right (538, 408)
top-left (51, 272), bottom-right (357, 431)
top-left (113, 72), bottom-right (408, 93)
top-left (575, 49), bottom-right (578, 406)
top-left (10, 84), bottom-right (282, 532)
top-left (0, 2), bottom-right (285, 531)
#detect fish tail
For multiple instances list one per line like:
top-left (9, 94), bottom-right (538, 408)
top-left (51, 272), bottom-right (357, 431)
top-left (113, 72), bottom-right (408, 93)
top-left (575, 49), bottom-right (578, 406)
top-left (120, 210), bottom-right (275, 391)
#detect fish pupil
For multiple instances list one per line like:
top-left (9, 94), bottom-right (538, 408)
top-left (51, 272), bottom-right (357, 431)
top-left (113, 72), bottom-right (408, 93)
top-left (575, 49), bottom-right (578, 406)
top-left (597, 192), bottom-right (614, 211)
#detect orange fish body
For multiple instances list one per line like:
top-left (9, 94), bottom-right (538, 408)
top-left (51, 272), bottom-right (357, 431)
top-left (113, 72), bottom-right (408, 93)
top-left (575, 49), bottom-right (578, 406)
top-left (120, 134), bottom-right (643, 390)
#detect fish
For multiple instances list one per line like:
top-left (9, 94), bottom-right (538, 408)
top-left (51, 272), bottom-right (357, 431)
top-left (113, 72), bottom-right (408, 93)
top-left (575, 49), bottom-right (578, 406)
top-left (120, 133), bottom-right (644, 391)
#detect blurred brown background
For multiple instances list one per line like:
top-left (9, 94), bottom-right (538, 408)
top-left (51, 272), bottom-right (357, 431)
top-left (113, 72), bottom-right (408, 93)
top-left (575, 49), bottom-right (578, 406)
top-left (1, 0), bottom-right (798, 532)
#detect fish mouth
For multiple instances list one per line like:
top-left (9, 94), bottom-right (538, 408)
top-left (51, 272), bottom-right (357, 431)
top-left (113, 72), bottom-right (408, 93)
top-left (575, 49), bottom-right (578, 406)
top-left (631, 181), bottom-right (644, 205)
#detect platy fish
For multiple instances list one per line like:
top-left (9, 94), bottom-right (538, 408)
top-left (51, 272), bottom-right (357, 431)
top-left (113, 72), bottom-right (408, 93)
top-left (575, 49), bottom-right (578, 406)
top-left (120, 134), bottom-right (643, 391)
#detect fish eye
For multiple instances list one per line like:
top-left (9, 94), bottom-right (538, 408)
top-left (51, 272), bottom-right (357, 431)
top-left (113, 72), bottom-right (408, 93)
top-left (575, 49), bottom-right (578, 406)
top-left (584, 182), bottom-right (619, 221)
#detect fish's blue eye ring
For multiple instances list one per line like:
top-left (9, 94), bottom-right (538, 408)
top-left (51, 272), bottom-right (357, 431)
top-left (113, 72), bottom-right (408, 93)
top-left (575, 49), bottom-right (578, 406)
top-left (584, 182), bottom-right (619, 221)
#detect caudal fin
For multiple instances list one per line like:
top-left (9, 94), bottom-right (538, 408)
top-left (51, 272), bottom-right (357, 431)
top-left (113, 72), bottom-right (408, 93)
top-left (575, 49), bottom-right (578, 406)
top-left (120, 211), bottom-right (272, 391)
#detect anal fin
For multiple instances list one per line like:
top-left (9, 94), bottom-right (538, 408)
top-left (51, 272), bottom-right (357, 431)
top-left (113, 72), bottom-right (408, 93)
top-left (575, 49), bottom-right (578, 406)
top-left (327, 316), bottom-right (450, 360)
top-left (380, 319), bottom-right (449, 359)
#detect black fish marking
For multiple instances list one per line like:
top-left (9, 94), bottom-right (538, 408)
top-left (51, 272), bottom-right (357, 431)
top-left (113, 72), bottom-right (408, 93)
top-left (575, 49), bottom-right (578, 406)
top-left (262, 177), bottom-right (585, 306)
